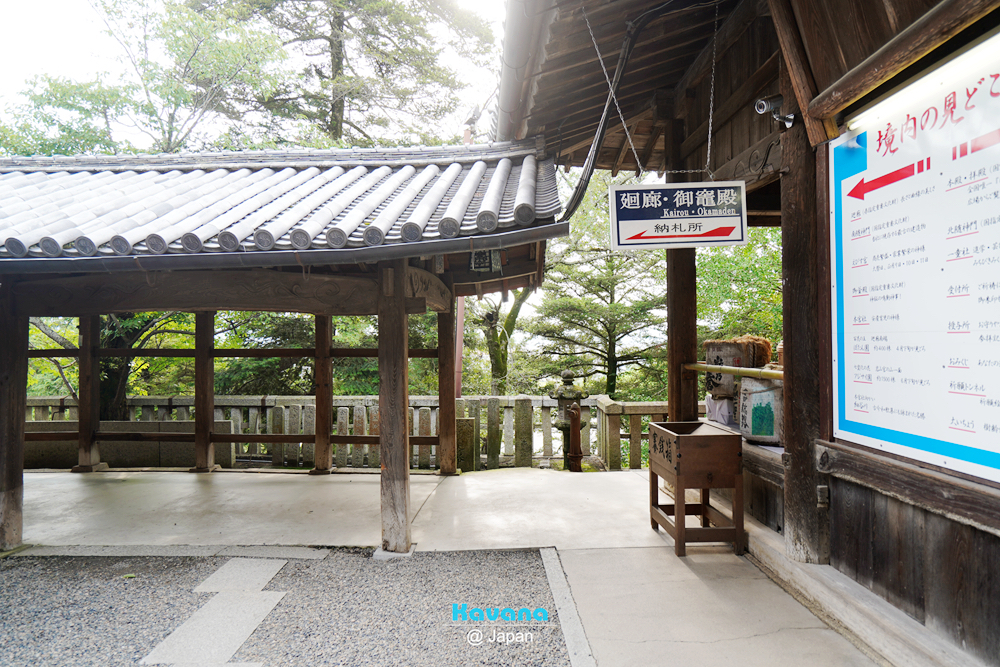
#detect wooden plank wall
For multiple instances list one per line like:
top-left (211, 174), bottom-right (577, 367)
top-left (790, 0), bottom-right (938, 94)
top-left (681, 16), bottom-right (780, 175)
top-left (830, 477), bottom-right (1000, 665)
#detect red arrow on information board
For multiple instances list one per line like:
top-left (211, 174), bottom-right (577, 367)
top-left (627, 226), bottom-right (736, 241)
top-left (848, 163), bottom-right (916, 200)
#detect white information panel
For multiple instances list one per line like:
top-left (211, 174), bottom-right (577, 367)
top-left (830, 32), bottom-right (1000, 483)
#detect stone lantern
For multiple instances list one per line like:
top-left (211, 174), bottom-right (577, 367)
top-left (549, 370), bottom-right (589, 469)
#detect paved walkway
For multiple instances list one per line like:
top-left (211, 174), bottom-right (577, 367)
top-left (4, 468), bottom-right (876, 666)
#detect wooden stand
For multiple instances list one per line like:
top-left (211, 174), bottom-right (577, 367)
top-left (649, 422), bottom-right (745, 556)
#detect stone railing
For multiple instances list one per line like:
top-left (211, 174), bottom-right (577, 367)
top-left (24, 395), bottom-right (598, 471)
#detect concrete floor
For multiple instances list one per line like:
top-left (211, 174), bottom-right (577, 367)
top-left (16, 467), bottom-right (876, 666)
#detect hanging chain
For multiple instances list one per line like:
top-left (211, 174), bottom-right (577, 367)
top-left (583, 6), bottom-right (644, 171)
top-left (703, 0), bottom-right (719, 179)
top-left (581, 1), bottom-right (723, 178)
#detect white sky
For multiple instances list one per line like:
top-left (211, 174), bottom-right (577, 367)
top-left (0, 0), bottom-right (507, 144)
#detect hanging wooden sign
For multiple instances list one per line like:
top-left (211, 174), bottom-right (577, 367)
top-left (609, 181), bottom-right (748, 250)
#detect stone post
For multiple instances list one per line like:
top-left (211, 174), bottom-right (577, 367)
top-left (457, 418), bottom-right (475, 473)
top-left (514, 395), bottom-right (533, 467)
top-left (486, 398), bottom-right (501, 469)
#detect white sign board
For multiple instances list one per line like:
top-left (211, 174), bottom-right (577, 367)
top-left (609, 181), bottom-right (747, 250)
top-left (830, 31), bottom-right (1000, 484)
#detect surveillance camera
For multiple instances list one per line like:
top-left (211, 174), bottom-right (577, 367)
top-left (754, 94), bottom-right (783, 115)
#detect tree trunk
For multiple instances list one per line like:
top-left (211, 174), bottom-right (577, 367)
top-left (327, 11), bottom-right (345, 140)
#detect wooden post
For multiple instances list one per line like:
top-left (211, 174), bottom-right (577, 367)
top-left (73, 316), bottom-right (105, 472)
top-left (667, 249), bottom-right (699, 423)
top-left (192, 311), bottom-right (217, 472)
top-left (666, 116), bottom-right (699, 424)
top-left (378, 259), bottom-right (411, 553)
top-left (780, 57), bottom-right (830, 564)
top-left (0, 280), bottom-right (29, 550)
top-left (437, 288), bottom-right (457, 474)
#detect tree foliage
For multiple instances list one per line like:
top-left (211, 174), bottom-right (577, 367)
top-left (527, 171), bottom-right (668, 399)
top-left (246, 0), bottom-right (493, 146)
top-left (696, 227), bottom-right (783, 346)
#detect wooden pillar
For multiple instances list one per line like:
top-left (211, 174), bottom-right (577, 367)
top-left (192, 311), bottom-right (217, 472)
top-left (0, 280), bottom-right (28, 551)
top-left (379, 259), bottom-right (411, 553)
top-left (665, 116), bottom-right (698, 423)
top-left (780, 57), bottom-right (829, 563)
top-left (666, 249), bottom-right (699, 422)
top-left (73, 316), bottom-right (106, 472)
top-left (437, 284), bottom-right (457, 474)
top-left (311, 314), bottom-right (333, 474)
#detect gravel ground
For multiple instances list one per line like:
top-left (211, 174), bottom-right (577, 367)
top-left (0, 556), bottom-right (226, 667)
top-left (235, 548), bottom-right (570, 667)
top-left (1, 550), bottom-right (571, 667)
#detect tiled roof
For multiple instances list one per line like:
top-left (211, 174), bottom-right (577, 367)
top-left (0, 140), bottom-right (561, 264)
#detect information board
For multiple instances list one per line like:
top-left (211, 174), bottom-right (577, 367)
top-left (609, 181), bottom-right (747, 250)
top-left (830, 32), bottom-right (1000, 483)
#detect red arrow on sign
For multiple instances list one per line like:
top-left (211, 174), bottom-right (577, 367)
top-left (848, 163), bottom-right (916, 200)
top-left (628, 226), bottom-right (736, 241)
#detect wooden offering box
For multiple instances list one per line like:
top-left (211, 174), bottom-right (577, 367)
top-left (648, 421), bottom-right (745, 556)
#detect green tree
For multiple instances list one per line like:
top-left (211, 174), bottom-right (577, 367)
top-left (527, 171), bottom-right (668, 399)
top-left (696, 227), bottom-right (783, 345)
top-left (1, 0), bottom-right (286, 155)
top-left (465, 288), bottom-right (533, 395)
top-left (246, 0), bottom-right (494, 146)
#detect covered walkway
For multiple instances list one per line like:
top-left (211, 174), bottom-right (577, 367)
top-left (4, 468), bottom-right (879, 666)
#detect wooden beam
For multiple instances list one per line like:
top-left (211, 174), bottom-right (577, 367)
top-left (0, 279), bottom-right (28, 551)
top-left (311, 315), bottom-right (333, 474)
top-left (72, 316), bottom-right (104, 472)
top-left (192, 311), bottom-right (216, 472)
top-left (612, 118), bottom-right (642, 176)
top-left (680, 51), bottom-right (779, 158)
top-left (809, 0), bottom-right (1000, 120)
top-left (767, 0), bottom-right (838, 145)
top-left (780, 58), bottom-right (829, 563)
top-left (817, 142), bottom-right (833, 441)
top-left (711, 129), bottom-right (783, 189)
top-left (378, 259), bottom-right (411, 553)
top-left (437, 277), bottom-right (457, 475)
top-left (13, 268), bottom-right (449, 317)
top-left (448, 260), bottom-right (539, 288)
top-left (673, 0), bottom-right (770, 103)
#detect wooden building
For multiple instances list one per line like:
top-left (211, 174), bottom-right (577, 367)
top-left (0, 141), bottom-right (563, 555)
top-left (497, 0), bottom-right (1000, 664)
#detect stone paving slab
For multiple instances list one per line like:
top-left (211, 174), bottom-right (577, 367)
top-left (558, 545), bottom-right (877, 667)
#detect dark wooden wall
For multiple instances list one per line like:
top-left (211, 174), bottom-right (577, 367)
top-left (830, 477), bottom-right (1000, 666)
top-left (681, 16), bottom-right (781, 176)
top-left (789, 0), bottom-right (937, 94)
